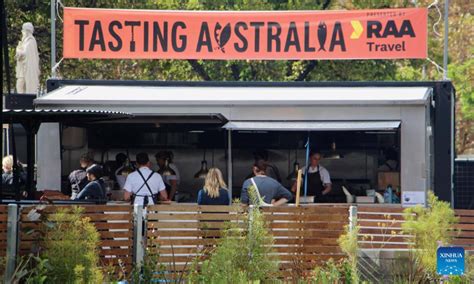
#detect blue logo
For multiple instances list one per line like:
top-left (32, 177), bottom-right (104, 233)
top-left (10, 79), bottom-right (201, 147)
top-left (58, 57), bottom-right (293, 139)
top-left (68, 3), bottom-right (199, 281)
top-left (437, 246), bottom-right (465, 275)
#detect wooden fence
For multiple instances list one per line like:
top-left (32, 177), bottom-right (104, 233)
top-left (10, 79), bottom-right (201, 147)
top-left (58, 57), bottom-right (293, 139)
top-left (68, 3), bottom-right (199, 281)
top-left (19, 205), bottom-right (134, 272)
top-left (357, 206), bottom-right (474, 251)
top-left (0, 206), bottom-right (8, 258)
top-left (146, 204), bottom-right (349, 279)
top-left (261, 205), bottom-right (349, 278)
top-left (1, 203), bottom-right (474, 281)
top-left (146, 204), bottom-right (246, 279)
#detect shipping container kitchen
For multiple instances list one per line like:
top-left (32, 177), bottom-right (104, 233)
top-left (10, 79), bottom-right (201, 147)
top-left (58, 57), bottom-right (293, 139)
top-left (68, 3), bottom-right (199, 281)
top-left (31, 79), bottom-right (454, 205)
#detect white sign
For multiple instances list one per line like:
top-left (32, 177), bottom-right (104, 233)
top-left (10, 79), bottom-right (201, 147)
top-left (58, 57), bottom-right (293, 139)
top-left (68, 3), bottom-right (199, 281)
top-left (402, 191), bottom-right (426, 207)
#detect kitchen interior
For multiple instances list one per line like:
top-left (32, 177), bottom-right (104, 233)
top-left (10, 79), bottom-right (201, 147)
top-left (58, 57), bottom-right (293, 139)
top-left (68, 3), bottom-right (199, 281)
top-left (60, 118), bottom-right (401, 204)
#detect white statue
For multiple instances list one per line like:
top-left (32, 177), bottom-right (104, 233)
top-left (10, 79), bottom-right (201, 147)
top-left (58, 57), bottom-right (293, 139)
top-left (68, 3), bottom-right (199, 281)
top-left (15, 22), bottom-right (40, 94)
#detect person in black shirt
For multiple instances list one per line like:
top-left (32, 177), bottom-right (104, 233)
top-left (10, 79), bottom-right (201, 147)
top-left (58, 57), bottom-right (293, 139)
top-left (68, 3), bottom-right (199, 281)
top-left (197, 168), bottom-right (230, 205)
top-left (75, 164), bottom-right (106, 201)
top-left (69, 153), bottom-right (94, 199)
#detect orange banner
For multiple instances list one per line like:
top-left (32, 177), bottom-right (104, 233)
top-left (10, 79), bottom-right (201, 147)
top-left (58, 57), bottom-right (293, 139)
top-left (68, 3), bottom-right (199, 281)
top-left (63, 7), bottom-right (427, 60)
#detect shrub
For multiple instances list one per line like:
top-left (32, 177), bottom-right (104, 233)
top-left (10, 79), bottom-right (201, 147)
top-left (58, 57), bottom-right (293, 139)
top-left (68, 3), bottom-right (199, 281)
top-left (337, 225), bottom-right (360, 283)
top-left (189, 204), bottom-right (279, 283)
top-left (41, 206), bottom-right (103, 283)
top-left (402, 192), bottom-right (458, 278)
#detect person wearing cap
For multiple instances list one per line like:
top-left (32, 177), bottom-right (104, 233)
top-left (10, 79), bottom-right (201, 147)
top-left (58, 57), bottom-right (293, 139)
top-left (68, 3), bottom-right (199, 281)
top-left (75, 164), bottom-right (107, 201)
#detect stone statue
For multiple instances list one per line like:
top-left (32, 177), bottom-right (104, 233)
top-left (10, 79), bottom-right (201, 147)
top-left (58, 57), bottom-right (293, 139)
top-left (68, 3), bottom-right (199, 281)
top-left (15, 22), bottom-right (40, 94)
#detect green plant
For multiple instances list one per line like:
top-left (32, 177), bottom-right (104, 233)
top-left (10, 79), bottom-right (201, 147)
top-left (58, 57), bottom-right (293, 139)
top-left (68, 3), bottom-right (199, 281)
top-left (41, 206), bottom-right (103, 284)
top-left (310, 258), bottom-right (353, 284)
top-left (337, 225), bottom-right (360, 283)
top-left (8, 254), bottom-right (49, 284)
top-left (189, 203), bottom-right (279, 283)
top-left (402, 192), bottom-right (458, 279)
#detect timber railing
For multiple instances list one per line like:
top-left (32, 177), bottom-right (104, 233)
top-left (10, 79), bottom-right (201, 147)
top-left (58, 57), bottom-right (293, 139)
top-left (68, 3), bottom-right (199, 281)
top-left (2, 203), bottom-right (474, 281)
top-left (356, 206), bottom-right (474, 252)
top-left (18, 205), bottom-right (134, 273)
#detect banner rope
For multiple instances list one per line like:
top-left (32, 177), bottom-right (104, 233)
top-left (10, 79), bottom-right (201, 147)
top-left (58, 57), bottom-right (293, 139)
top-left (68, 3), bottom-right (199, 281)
top-left (427, 0), bottom-right (443, 37)
top-left (51, 57), bottom-right (64, 76)
top-left (56, 0), bottom-right (64, 23)
top-left (426, 57), bottom-right (446, 75)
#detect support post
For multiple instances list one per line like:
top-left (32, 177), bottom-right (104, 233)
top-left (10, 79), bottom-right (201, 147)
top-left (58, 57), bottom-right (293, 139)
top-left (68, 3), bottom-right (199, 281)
top-left (133, 205), bottom-right (144, 267)
top-left (5, 204), bottom-right (19, 283)
top-left (51, 0), bottom-right (57, 78)
top-left (442, 0), bottom-right (449, 80)
top-left (227, 130), bottom-right (232, 200)
top-left (349, 205), bottom-right (358, 232)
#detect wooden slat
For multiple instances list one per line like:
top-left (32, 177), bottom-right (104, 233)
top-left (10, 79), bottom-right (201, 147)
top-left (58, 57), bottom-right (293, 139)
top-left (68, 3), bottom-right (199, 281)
top-left (147, 213), bottom-right (243, 221)
top-left (357, 206), bottom-right (405, 213)
top-left (148, 205), bottom-right (243, 212)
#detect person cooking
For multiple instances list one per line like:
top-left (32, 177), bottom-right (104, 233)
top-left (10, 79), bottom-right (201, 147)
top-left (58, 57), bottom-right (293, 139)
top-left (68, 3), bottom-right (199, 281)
top-left (241, 159), bottom-right (292, 206)
top-left (291, 151), bottom-right (332, 203)
top-left (155, 151), bottom-right (180, 201)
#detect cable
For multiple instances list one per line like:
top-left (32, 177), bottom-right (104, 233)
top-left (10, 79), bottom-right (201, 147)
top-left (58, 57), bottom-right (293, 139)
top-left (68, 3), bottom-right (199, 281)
top-left (428, 0), bottom-right (442, 37)
top-left (56, 0), bottom-right (64, 23)
top-left (426, 57), bottom-right (446, 75)
top-left (51, 57), bottom-right (64, 76)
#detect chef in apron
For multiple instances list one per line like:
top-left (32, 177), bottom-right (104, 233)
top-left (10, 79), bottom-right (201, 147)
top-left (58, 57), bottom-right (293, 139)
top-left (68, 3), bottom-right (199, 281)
top-left (292, 151), bottom-right (332, 202)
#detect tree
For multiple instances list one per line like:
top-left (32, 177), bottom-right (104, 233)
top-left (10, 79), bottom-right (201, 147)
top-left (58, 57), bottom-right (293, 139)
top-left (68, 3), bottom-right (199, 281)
top-left (3, 0), bottom-right (473, 153)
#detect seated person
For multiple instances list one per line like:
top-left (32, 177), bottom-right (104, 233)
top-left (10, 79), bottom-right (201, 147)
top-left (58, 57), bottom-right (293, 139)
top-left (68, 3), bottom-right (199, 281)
top-left (75, 164), bottom-right (106, 201)
top-left (2, 155), bottom-right (26, 186)
top-left (197, 168), bottom-right (230, 206)
top-left (69, 153), bottom-right (94, 199)
top-left (241, 159), bottom-right (292, 206)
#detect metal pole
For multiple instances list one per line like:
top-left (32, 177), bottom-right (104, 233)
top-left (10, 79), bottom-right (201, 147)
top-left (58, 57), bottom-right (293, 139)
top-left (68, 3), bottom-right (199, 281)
top-left (227, 130), bottom-right (232, 200)
top-left (51, 0), bottom-right (57, 78)
top-left (349, 205), bottom-right (358, 232)
top-left (133, 205), bottom-right (144, 267)
top-left (442, 0), bottom-right (449, 80)
top-left (4, 204), bottom-right (18, 283)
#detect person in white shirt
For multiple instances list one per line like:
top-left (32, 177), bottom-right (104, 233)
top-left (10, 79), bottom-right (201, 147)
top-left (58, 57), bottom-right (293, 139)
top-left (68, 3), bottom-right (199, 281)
top-left (124, 152), bottom-right (168, 206)
top-left (291, 151), bottom-right (332, 202)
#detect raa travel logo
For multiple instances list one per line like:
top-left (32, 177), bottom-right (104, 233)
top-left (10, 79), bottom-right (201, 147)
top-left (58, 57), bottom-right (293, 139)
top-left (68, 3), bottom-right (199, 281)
top-left (437, 247), bottom-right (465, 275)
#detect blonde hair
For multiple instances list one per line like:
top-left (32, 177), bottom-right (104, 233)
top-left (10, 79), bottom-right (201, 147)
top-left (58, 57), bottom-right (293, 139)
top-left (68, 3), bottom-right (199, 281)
top-left (203, 168), bottom-right (227, 198)
top-left (2, 155), bottom-right (13, 171)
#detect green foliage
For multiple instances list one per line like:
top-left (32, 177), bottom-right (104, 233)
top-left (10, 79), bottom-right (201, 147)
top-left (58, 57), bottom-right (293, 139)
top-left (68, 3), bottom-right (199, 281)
top-left (311, 258), bottom-right (353, 284)
top-left (41, 206), bottom-right (103, 284)
top-left (338, 225), bottom-right (360, 283)
top-left (9, 254), bottom-right (50, 284)
top-left (402, 192), bottom-right (458, 278)
top-left (189, 206), bottom-right (279, 283)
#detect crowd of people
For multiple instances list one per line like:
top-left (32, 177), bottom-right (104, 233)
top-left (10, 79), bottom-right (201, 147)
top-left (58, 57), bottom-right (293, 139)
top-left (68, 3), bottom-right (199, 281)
top-left (62, 149), bottom-right (332, 207)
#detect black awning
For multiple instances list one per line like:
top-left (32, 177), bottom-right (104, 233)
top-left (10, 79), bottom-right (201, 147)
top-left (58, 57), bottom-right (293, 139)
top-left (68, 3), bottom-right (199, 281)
top-left (2, 109), bottom-right (132, 126)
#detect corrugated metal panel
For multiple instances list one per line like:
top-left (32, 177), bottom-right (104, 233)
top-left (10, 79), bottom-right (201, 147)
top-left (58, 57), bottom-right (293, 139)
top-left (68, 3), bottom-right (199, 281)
top-left (223, 121), bottom-right (401, 131)
top-left (35, 85), bottom-right (431, 107)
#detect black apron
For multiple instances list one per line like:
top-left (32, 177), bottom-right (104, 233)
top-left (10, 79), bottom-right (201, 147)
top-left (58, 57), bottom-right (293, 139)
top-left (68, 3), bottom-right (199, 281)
top-left (306, 166), bottom-right (325, 202)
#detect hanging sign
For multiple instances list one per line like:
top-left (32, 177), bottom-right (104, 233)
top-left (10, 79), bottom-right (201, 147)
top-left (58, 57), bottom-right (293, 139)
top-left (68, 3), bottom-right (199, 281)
top-left (63, 7), bottom-right (427, 60)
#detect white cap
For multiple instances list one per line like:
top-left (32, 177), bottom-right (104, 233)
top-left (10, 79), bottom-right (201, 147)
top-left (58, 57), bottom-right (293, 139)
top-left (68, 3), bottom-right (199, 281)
top-left (22, 22), bottom-right (34, 33)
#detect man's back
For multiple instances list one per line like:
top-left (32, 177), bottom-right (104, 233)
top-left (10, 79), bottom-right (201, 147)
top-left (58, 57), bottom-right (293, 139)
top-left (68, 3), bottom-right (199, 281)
top-left (241, 176), bottom-right (292, 205)
top-left (124, 167), bottom-right (166, 205)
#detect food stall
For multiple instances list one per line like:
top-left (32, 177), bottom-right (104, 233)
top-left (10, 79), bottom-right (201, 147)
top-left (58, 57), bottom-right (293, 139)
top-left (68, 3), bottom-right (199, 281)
top-left (33, 80), bottom-right (454, 205)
